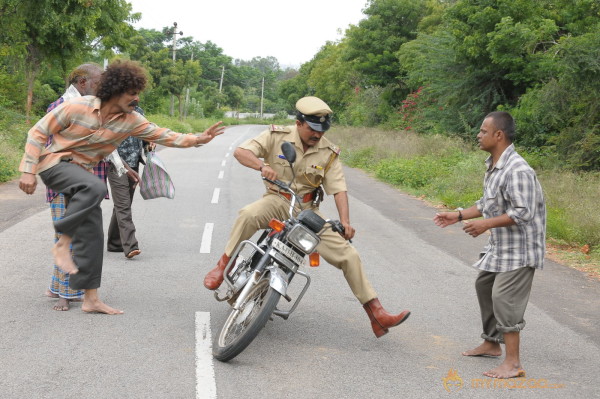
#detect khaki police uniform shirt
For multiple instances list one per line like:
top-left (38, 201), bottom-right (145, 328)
top-left (239, 124), bottom-right (347, 197)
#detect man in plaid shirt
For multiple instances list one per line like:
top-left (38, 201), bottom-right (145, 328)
top-left (434, 111), bottom-right (546, 379)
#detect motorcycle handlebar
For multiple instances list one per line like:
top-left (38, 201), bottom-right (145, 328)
top-left (327, 219), bottom-right (352, 243)
top-left (263, 177), bottom-right (287, 190)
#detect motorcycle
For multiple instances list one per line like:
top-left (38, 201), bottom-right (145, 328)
top-left (212, 141), bottom-right (347, 362)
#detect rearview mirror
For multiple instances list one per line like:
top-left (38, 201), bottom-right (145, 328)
top-left (281, 141), bottom-right (296, 164)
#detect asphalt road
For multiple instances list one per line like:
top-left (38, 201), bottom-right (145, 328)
top-left (0, 125), bottom-right (599, 398)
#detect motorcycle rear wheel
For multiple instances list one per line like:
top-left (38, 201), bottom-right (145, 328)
top-left (213, 277), bottom-right (281, 362)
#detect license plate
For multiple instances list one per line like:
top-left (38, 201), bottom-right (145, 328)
top-left (272, 238), bottom-right (304, 265)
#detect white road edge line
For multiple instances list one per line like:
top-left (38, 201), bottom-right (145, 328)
top-left (211, 188), bottom-right (220, 204)
top-left (218, 171), bottom-right (224, 179)
top-left (200, 223), bottom-right (214, 254)
top-left (195, 312), bottom-right (217, 399)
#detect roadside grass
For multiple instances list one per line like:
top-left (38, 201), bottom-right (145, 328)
top-left (328, 126), bottom-right (600, 278)
top-left (0, 106), bottom-right (30, 182)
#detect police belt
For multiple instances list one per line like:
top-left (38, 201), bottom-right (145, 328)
top-left (269, 188), bottom-right (315, 203)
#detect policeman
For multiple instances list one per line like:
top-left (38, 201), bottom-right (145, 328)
top-left (204, 96), bottom-right (410, 337)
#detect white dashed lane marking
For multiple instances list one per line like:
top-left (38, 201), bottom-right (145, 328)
top-left (195, 312), bottom-right (217, 399)
top-left (211, 188), bottom-right (220, 204)
top-left (200, 223), bottom-right (214, 254)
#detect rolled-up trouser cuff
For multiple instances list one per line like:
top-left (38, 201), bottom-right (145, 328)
top-left (481, 333), bottom-right (504, 344)
top-left (497, 320), bottom-right (527, 334)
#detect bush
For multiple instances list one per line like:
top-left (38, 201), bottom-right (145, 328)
top-left (0, 106), bottom-right (30, 181)
top-left (375, 156), bottom-right (443, 188)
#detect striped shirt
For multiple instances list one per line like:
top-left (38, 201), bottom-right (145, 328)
top-left (474, 144), bottom-right (546, 272)
top-left (44, 96), bottom-right (109, 202)
top-left (20, 96), bottom-right (198, 174)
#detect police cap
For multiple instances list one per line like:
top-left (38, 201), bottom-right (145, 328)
top-left (296, 96), bottom-right (333, 132)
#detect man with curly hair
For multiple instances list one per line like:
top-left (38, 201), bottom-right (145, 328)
top-left (18, 60), bottom-right (225, 315)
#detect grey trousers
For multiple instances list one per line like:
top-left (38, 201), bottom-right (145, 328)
top-left (106, 163), bottom-right (138, 254)
top-left (39, 162), bottom-right (107, 290)
top-left (475, 266), bottom-right (536, 343)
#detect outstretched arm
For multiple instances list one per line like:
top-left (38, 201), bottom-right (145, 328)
top-left (433, 205), bottom-right (481, 228)
top-left (333, 191), bottom-right (355, 240)
top-left (194, 121), bottom-right (226, 145)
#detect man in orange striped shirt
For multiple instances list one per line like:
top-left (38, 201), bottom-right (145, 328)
top-left (19, 60), bottom-right (225, 314)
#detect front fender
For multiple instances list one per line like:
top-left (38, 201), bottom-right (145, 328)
top-left (267, 265), bottom-right (288, 296)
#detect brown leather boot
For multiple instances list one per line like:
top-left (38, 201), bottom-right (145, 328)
top-left (203, 254), bottom-right (230, 290)
top-left (363, 298), bottom-right (410, 338)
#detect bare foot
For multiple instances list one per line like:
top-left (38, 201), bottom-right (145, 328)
top-left (483, 362), bottom-right (525, 379)
top-left (52, 297), bottom-right (70, 311)
top-left (45, 289), bottom-right (59, 298)
top-left (82, 299), bottom-right (124, 315)
top-left (462, 341), bottom-right (502, 357)
top-left (51, 242), bottom-right (79, 275)
top-left (126, 249), bottom-right (141, 259)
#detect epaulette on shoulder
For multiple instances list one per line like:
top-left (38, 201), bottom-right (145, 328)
top-left (269, 124), bottom-right (291, 133)
top-left (329, 143), bottom-right (341, 155)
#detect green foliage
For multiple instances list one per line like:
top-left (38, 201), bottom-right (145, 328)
top-left (374, 152), bottom-right (465, 189)
top-left (0, 66), bottom-right (26, 109)
top-left (344, 0), bottom-right (428, 88)
top-left (339, 86), bottom-right (394, 127)
top-left (7, 0), bottom-right (137, 117)
top-left (342, 147), bottom-right (377, 169)
top-left (510, 25), bottom-right (600, 168)
top-left (375, 156), bottom-right (441, 188)
top-left (0, 105), bottom-right (29, 182)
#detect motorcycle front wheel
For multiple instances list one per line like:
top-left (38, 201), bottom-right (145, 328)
top-left (213, 277), bottom-right (281, 362)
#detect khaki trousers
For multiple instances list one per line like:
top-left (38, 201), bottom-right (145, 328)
top-left (224, 194), bottom-right (377, 304)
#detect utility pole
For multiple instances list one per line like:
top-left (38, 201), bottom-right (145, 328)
top-left (217, 65), bottom-right (225, 109)
top-left (219, 65), bottom-right (225, 93)
top-left (167, 22), bottom-right (183, 117)
top-left (184, 50), bottom-right (193, 119)
top-left (260, 76), bottom-right (264, 118)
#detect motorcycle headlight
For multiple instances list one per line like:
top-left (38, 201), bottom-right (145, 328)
top-left (287, 224), bottom-right (320, 254)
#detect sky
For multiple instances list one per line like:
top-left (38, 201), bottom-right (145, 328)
top-left (126, 0), bottom-right (368, 68)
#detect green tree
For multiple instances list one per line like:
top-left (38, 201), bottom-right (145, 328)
top-left (511, 25), bottom-right (600, 169)
top-left (9, 0), bottom-right (138, 121)
top-left (344, 0), bottom-right (429, 87)
top-left (396, 0), bottom-right (596, 136)
top-left (225, 85), bottom-right (244, 112)
top-left (162, 59), bottom-right (202, 119)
